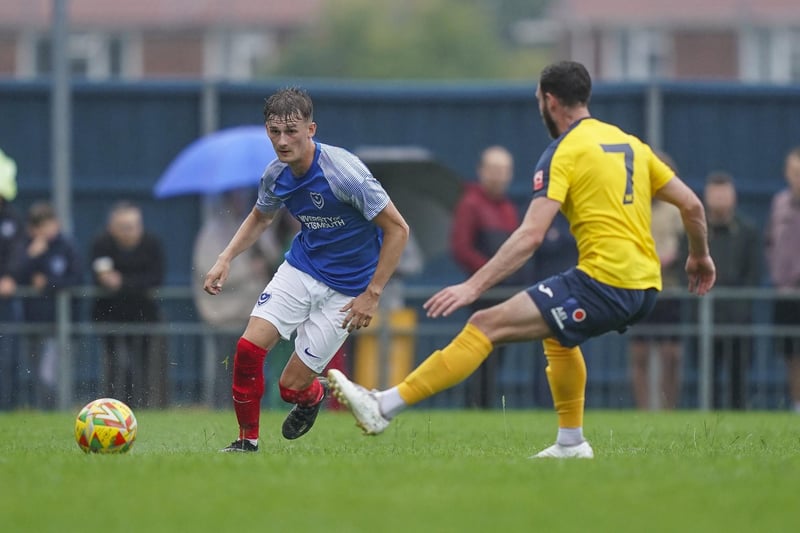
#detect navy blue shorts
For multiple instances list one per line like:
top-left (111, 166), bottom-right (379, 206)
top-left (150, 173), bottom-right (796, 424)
top-left (526, 267), bottom-right (658, 348)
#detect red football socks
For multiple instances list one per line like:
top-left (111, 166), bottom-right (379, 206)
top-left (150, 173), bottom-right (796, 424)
top-left (231, 337), bottom-right (267, 440)
top-left (279, 379), bottom-right (324, 406)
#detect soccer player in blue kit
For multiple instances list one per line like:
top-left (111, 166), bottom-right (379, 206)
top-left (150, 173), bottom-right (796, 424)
top-left (204, 87), bottom-right (409, 452)
top-left (329, 60), bottom-right (717, 458)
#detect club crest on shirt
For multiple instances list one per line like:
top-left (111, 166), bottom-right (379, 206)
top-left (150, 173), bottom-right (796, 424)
top-left (572, 308), bottom-right (587, 322)
top-left (310, 192), bottom-right (324, 209)
top-left (257, 292), bottom-right (271, 306)
top-left (533, 170), bottom-right (544, 191)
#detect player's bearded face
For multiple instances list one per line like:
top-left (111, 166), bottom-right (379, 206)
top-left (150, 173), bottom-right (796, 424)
top-left (536, 86), bottom-right (560, 139)
top-left (541, 100), bottom-right (559, 139)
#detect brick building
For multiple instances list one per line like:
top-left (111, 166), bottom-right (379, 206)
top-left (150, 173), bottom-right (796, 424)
top-left (0, 0), bottom-right (319, 80)
top-left (547, 0), bottom-right (800, 83)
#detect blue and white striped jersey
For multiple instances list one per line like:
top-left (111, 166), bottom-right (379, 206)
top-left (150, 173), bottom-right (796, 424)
top-left (255, 142), bottom-right (390, 296)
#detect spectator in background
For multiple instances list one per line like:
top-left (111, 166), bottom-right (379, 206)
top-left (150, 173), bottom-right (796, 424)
top-left (688, 172), bottom-right (760, 409)
top-left (451, 145), bottom-right (519, 408)
top-left (90, 201), bottom-right (166, 408)
top-left (765, 146), bottom-right (800, 413)
top-left (15, 202), bottom-right (82, 408)
top-left (0, 148), bottom-right (26, 410)
top-left (192, 189), bottom-right (297, 407)
top-left (629, 152), bottom-right (685, 410)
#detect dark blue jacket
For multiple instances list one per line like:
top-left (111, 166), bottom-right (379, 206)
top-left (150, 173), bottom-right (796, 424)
top-left (90, 232), bottom-right (164, 322)
top-left (15, 233), bottom-right (83, 322)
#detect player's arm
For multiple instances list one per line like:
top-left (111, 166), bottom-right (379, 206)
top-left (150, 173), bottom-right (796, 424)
top-left (424, 196), bottom-right (561, 318)
top-left (367, 200), bottom-right (410, 296)
top-left (469, 196), bottom-right (560, 292)
top-left (204, 207), bottom-right (275, 295)
top-left (340, 200), bottom-right (409, 331)
top-left (655, 177), bottom-right (707, 257)
top-left (654, 176), bottom-right (716, 294)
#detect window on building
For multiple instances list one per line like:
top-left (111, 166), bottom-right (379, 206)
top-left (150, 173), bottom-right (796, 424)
top-left (744, 26), bottom-right (800, 84)
top-left (33, 33), bottom-right (124, 79)
top-left (606, 28), bottom-right (669, 81)
top-left (207, 31), bottom-right (276, 80)
top-left (739, 26), bottom-right (773, 82)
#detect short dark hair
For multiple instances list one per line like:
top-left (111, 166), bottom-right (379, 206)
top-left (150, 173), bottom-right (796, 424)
top-left (539, 61), bottom-right (592, 107)
top-left (706, 171), bottom-right (735, 187)
top-left (263, 87), bottom-right (313, 123)
top-left (27, 201), bottom-right (56, 227)
top-left (107, 200), bottom-right (141, 224)
top-left (788, 146), bottom-right (800, 160)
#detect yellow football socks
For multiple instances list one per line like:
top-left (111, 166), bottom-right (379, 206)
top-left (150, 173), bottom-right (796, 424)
top-left (543, 338), bottom-right (586, 429)
top-left (397, 323), bottom-right (493, 405)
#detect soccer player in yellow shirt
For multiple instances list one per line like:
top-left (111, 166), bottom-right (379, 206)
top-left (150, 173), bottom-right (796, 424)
top-left (329, 60), bottom-right (716, 458)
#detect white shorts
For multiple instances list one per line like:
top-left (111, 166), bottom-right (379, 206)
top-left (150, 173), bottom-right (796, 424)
top-left (250, 262), bottom-right (351, 373)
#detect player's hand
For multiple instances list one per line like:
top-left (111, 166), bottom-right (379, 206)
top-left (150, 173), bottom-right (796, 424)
top-left (203, 259), bottom-right (230, 295)
top-left (0, 275), bottom-right (16, 296)
top-left (423, 282), bottom-right (481, 318)
top-left (32, 272), bottom-right (48, 291)
top-left (27, 236), bottom-right (48, 258)
top-left (97, 270), bottom-right (122, 291)
top-left (685, 254), bottom-right (716, 296)
top-left (340, 290), bottom-right (379, 332)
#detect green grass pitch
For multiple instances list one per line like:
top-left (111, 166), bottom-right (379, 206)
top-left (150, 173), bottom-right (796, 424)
top-left (1, 408), bottom-right (799, 532)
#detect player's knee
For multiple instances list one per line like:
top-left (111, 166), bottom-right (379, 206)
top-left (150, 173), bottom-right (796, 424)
top-left (467, 310), bottom-right (496, 339)
top-left (279, 382), bottom-right (318, 404)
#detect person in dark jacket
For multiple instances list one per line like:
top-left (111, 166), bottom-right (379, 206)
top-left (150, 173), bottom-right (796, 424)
top-left (683, 172), bottom-right (760, 409)
top-left (90, 201), bottom-right (166, 408)
top-left (15, 202), bottom-right (82, 408)
top-left (450, 146), bottom-right (520, 408)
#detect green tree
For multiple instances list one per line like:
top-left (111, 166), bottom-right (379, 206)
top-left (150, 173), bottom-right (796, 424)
top-left (270, 0), bottom-right (549, 80)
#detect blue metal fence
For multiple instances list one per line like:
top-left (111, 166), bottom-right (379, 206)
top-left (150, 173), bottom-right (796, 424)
top-left (1, 286), bottom-right (797, 412)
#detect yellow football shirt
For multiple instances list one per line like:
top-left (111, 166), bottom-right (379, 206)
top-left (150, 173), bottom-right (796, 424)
top-left (532, 117), bottom-right (674, 290)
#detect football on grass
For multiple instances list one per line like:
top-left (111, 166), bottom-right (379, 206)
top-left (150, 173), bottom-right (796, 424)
top-left (75, 398), bottom-right (137, 454)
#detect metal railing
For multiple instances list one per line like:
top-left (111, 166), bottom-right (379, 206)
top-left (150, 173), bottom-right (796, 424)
top-left (1, 285), bottom-right (798, 411)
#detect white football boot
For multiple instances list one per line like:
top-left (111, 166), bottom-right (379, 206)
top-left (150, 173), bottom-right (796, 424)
top-left (327, 369), bottom-right (390, 435)
top-left (529, 441), bottom-right (594, 459)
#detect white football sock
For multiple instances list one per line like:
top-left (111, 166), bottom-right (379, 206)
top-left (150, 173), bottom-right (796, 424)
top-left (376, 387), bottom-right (407, 420)
top-left (246, 438), bottom-right (258, 446)
top-left (556, 427), bottom-right (584, 447)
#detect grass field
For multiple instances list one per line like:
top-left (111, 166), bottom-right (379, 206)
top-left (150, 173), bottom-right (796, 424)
top-left (1, 407), bottom-right (799, 532)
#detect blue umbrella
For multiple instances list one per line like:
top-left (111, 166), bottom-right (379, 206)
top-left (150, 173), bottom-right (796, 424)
top-left (153, 125), bottom-right (275, 198)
